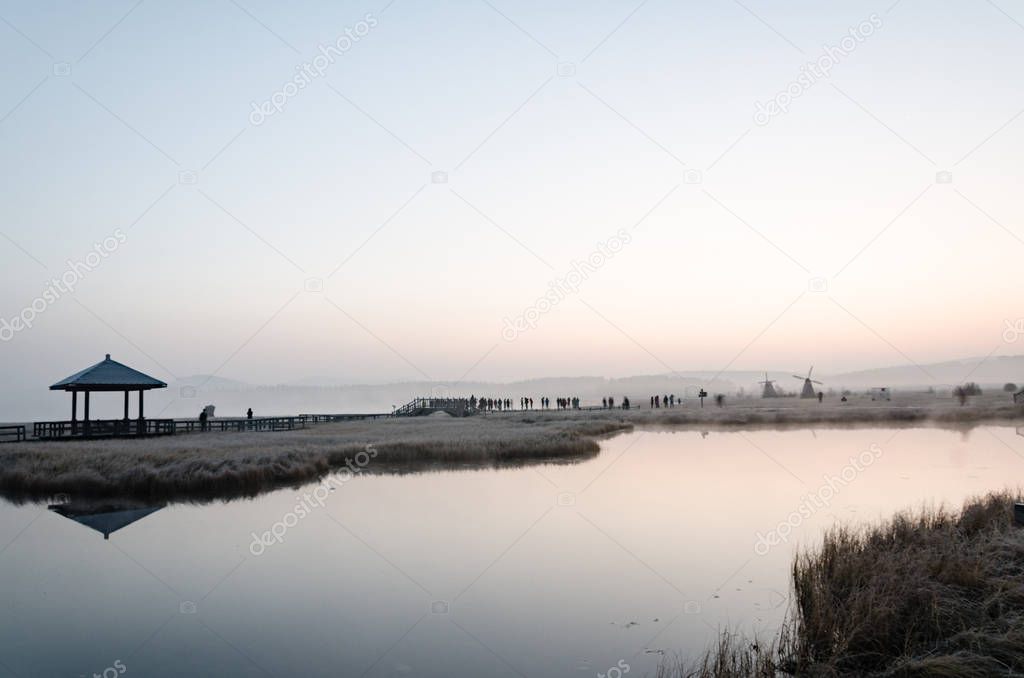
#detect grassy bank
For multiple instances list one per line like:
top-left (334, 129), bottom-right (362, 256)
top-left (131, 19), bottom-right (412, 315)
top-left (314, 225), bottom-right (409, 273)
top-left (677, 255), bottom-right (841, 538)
top-left (659, 490), bottom-right (1024, 677)
top-left (623, 391), bottom-right (1023, 428)
top-left (1, 394), bottom-right (1019, 502)
top-left (0, 415), bottom-right (631, 502)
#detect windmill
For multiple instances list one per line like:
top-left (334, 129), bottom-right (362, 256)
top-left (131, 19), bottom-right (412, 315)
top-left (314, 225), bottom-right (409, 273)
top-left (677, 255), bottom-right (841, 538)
top-left (793, 366), bottom-right (823, 399)
top-left (759, 372), bottom-right (779, 398)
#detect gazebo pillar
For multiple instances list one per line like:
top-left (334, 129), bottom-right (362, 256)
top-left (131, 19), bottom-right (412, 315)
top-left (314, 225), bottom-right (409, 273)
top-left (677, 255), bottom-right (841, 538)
top-left (71, 391), bottom-right (78, 434)
top-left (84, 391), bottom-right (91, 437)
top-left (123, 391), bottom-right (129, 421)
top-left (138, 389), bottom-right (144, 435)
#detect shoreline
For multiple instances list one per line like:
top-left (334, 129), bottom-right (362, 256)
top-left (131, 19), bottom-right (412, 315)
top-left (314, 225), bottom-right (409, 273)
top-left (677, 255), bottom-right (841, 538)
top-left (1, 396), bottom-right (1020, 502)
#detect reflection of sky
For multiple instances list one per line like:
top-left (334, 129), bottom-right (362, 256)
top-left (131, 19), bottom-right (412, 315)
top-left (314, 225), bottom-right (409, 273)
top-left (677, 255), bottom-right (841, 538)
top-left (1, 425), bottom-right (1021, 677)
top-left (2, 1), bottom-right (1024, 411)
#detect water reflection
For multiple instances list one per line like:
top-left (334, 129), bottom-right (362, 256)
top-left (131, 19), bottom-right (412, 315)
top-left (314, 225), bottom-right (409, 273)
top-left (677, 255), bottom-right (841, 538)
top-left (48, 501), bottom-right (165, 540)
top-left (0, 425), bottom-right (1021, 678)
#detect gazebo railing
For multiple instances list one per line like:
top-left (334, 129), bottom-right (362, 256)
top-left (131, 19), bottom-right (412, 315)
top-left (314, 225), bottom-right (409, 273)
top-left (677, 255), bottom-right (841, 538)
top-left (33, 419), bottom-right (176, 439)
top-left (0, 425), bottom-right (26, 444)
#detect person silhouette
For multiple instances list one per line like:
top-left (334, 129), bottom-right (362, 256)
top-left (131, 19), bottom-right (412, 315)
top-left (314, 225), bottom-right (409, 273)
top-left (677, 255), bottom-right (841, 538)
top-left (246, 408), bottom-right (253, 420)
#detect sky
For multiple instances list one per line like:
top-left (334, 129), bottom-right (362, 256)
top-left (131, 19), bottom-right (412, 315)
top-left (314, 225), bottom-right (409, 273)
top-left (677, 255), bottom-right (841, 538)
top-left (1, 0), bottom-right (1024, 405)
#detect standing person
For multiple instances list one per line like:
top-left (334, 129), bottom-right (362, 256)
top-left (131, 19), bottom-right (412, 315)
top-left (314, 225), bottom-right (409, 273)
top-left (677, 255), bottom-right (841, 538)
top-left (199, 408), bottom-right (208, 432)
top-left (650, 396), bottom-right (655, 409)
top-left (669, 394), bottom-right (675, 407)
top-left (655, 395), bottom-right (660, 409)
top-left (609, 396), bottom-right (615, 409)
top-left (817, 391), bottom-right (824, 403)
top-left (246, 407), bottom-right (253, 420)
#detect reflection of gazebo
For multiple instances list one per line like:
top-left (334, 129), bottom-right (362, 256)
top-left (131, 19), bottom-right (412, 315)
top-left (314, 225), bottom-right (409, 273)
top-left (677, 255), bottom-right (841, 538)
top-left (37, 354), bottom-right (173, 438)
top-left (48, 501), bottom-right (164, 540)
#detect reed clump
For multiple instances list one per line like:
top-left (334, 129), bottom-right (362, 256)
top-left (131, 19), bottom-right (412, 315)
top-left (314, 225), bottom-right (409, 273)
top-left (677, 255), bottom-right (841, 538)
top-left (660, 490), bottom-right (1024, 677)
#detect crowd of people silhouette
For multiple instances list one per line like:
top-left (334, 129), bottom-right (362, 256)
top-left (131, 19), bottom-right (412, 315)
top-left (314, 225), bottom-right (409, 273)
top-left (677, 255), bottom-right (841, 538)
top-left (426, 392), bottom-right (711, 414)
top-left (459, 394), bottom-right (648, 411)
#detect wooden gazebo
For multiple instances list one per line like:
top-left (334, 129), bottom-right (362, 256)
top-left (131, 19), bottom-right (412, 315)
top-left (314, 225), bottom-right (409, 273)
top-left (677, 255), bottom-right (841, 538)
top-left (38, 354), bottom-right (173, 439)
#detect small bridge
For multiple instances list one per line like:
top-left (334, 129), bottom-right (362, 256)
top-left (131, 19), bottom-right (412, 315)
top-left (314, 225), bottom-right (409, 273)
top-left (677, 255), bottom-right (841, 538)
top-left (394, 397), bottom-right (475, 418)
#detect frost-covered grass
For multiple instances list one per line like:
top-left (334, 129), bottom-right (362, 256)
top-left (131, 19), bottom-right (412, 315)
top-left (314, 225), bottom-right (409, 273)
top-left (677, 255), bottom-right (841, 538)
top-left (658, 490), bottom-right (1024, 677)
top-left (0, 414), bottom-right (630, 501)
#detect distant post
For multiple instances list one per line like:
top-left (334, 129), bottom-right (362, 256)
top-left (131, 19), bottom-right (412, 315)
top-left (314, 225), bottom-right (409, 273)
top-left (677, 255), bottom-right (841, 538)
top-left (698, 388), bottom-right (707, 408)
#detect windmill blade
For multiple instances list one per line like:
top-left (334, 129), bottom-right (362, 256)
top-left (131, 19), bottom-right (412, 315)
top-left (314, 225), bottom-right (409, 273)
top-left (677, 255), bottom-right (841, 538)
top-left (808, 366), bottom-right (814, 378)
top-left (793, 375), bottom-right (805, 380)
top-left (811, 380), bottom-right (823, 385)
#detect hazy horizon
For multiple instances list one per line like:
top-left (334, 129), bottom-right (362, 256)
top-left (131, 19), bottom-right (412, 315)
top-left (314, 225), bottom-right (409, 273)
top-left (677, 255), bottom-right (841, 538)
top-left (3, 0), bottom-right (1024, 410)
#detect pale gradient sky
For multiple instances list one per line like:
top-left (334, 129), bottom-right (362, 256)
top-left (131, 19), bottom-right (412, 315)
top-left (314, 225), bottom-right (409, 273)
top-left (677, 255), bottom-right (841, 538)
top-left (1, 0), bottom-right (1023, 399)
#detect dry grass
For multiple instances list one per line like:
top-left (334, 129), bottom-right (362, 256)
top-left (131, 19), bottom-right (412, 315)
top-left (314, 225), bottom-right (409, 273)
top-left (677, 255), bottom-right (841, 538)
top-left (659, 490), bottom-right (1024, 677)
top-left (656, 630), bottom-right (792, 678)
top-left (0, 415), bottom-right (631, 502)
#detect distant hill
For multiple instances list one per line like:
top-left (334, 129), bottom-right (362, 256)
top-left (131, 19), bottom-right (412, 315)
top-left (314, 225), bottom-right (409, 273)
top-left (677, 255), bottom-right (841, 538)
top-left (19, 356), bottom-right (1023, 421)
top-left (829, 355), bottom-right (1024, 390)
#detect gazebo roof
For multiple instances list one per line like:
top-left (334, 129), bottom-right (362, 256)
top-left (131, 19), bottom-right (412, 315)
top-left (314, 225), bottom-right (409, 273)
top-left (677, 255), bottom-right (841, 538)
top-left (50, 354), bottom-right (167, 391)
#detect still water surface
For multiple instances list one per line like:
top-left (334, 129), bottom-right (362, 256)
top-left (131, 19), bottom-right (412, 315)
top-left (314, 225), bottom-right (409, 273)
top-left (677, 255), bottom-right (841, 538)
top-left (1, 425), bottom-right (1021, 677)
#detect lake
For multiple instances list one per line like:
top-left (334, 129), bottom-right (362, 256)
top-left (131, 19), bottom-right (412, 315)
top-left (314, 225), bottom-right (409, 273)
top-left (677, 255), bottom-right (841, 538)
top-left (1, 425), bottom-right (1021, 677)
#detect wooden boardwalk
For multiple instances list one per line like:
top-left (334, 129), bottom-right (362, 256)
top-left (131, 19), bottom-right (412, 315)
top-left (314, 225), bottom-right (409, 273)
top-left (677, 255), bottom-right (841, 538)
top-left (6, 412), bottom-right (393, 443)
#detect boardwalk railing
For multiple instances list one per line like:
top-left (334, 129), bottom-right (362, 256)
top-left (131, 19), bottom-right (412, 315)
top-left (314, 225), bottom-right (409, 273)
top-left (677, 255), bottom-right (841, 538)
top-left (26, 412), bottom-right (389, 442)
top-left (33, 419), bottom-right (176, 439)
top-left (298, 413), bottom-right (391, 422)
top-left (0, 425), bottom-right (26, 443)
top-left (173, 416), bottom-right (307, 433)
